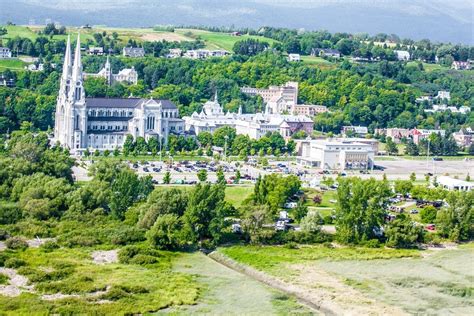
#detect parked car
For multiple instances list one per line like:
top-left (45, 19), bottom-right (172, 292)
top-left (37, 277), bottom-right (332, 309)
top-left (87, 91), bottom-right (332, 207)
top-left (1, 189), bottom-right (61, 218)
top-left (425, 224), bottom-right (436, 231)
top-left (410, 209), bottom-right (419, 214)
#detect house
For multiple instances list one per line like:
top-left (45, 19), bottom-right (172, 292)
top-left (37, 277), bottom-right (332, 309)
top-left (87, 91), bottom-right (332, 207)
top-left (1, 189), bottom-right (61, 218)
top-left (296, 138), bottom-right (375, 170)
top-left (230, 31), bottom-right (242, 36)
top-left (0, 75), bottom-right (15, 87)
top-left (84, 56), bottom-right (138, 86)
top-left (0, 47), bottom-right (12, 59)
top-left (375, 128), bottom-right (411, 143)
top-left (452, 127), bottom-right (473, 147)
top-left (411, 129), bottom-right (445, 145)
top-left (288, 53), bottom-right (301, 62)
top-left (54, 35), bottom-right (184, 153)
top-left (291, 104), bottom-right (328, 117)
top-left (435, 90), bottom-right (451, 101)
top-left (183, 49), bottom-right (229, 59)
top-left (424, 104), bottom-right (471, 115)
top-left (311, 48), bottom-right (340, 58)
top-left (88, 47), bottom-right (104, 56)
top-left (394, 50), bottom-right (410, 61)
top-left (165, 48), bottom-right (182, 58)
top-left (123, 47), bottom-right (145, 58)
top-left (26, 63), bottom-right (44, 71)
top-left (437, 176), bottom-right (474, 191)
top-left (341, 125), bottom-right (368, 137)
top-left (452, 61), bottom-right (471, 70)
top-left (415, 95), bottom-right (433, 103)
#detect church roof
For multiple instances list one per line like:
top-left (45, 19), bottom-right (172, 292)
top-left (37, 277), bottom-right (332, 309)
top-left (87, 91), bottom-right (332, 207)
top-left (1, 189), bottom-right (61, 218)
top-left (86, 98), bottom-right (178, 109)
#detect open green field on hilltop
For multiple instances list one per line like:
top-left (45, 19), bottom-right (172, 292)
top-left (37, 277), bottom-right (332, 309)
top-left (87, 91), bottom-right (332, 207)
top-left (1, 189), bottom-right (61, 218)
top-left (0, 59), bottom-right (27, 71)
top-left (406, 61), bottom-right (447, 72)
top-left (175, 28), bottom-right (279, 51)
top-left (300, 56), bottom-right (338, 69)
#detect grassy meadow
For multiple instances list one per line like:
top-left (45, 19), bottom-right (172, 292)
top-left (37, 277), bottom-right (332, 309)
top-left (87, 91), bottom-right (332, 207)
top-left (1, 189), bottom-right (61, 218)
top-left (0, 59), bottom-right (27, 71)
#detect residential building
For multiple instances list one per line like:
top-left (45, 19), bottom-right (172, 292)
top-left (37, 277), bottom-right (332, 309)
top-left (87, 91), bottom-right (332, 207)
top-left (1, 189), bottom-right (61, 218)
top-left (452, 127), bottom-right (473, 147)
top-left (0, 47), bottom-right (12, 59)
top-left (88, 47), bottom-right (104, 55)
top-left (54, 35), bottom-right (184, 153)
top-left (411, 128), bottom-right (446, 145)
top-left (165, 48), bottom-right (182, 58)
top-left (83, 56), bottom-right (138, 86)
top-left (311, 48), bottom-right (341, 58)
top-left (415, 95), bottom-right (433, 103)
top-left (296, 138), bottom-right (375, 170)
top-left (341, 125), bottom-right (368, 137)
top-left (452, 61), bottom-right (471, 70)
top-left (437, 176), bottom-right (474, 191)
top-left (435, 90), bottom-right (451, 101)
top-left (375, 128), bottom-right (411, 143)
top-left (424, 104), bottom-right (471, 114)
top-left (26, 63), bottom-right (44, 71)
top-left (394, 50), bottom-right (410, 61)
top-left (183, 49), bottom-right (230, 59)
top-left (0, 75), bottom-right (15, 87)
top-left (182, 93), bottom-right (313, 139)
top-left (123, 47), bottom-right (145, 58)
top-left (291, 104), bottom-right (328, 117)
top-left (241, 81), bottom-right (299, 106)
top-left (288, 53), bottom-right (301, 62)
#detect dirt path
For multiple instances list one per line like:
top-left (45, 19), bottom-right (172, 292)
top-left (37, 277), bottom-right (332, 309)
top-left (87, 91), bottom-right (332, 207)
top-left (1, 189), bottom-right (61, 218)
top-left (210, 251), bottom-right (406, 315)
top-left (160, 252), bottom-right (313, 315)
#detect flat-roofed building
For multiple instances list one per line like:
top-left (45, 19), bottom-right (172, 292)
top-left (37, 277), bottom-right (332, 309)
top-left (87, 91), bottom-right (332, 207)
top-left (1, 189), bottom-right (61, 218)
top-left (437, 176), bottom-right (474, 191)
top-left (296, 138), bottom-right (375, 170)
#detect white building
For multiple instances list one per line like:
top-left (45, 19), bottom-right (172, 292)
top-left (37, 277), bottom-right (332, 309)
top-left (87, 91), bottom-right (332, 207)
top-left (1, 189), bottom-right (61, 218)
top-left (435, 90), bottom-right (451, 101)
top-left (182, 92), bottom-right (313, 139)
top-left (88, 47), bottom-right (104, 55)
top-left (0, 47), bottom-right (12, 59)
top-left (288, 54), bottom-right (301, 62)
top-left (166, 48), bottom-right (182, 58)
top-left (437, 176), bottom-right (474, 191)
top-left (183, 49), bottom-right (229, 59)
top-left (296, 138), bottom-right (375, 170)
top-left (394, 50), bottom-right (410, 61)
top-left (84, 56), bottom-right (138, 86)
top-left (424, 104), bottom-right (471, 115)
top-left (452, 61), bottom-right (471, 70)
top-left (123, 47), bottom-right (145, 58)
top-left (53, 35), bottom-right (184, 153)
top-left (341, 125), bottom-right (368, 137)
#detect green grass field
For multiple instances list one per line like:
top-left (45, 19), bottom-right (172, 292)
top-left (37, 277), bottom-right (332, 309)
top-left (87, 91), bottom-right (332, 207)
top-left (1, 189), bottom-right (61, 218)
top-left (406, 61), bottom-right (446, 72)
top-left (176, 29), bottom-right (279, 51)
top-left (224, 185), bottom-right (253, 208)
top-left (0, 59), bottom-right (27, 71)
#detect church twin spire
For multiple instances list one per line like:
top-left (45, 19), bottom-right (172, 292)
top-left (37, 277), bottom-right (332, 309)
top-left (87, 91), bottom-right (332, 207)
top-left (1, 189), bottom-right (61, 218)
top-left (61, 34), bottom-right (83, 83)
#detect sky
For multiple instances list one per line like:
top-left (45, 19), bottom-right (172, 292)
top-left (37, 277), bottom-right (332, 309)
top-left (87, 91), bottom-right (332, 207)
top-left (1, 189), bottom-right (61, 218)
top-left (1, 0), bottom-right (473, 44)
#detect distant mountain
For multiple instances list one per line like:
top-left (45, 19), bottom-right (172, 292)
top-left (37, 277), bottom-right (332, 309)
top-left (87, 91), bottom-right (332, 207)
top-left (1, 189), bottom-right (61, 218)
top-left (1, 0), bottom-right (472, 44)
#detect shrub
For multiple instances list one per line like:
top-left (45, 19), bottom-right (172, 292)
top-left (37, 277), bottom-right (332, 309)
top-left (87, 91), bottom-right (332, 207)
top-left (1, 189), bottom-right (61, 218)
top-left (118, 245), bottom-right (163, 265)
top-left (284, 241), bottom-right (299, 249)
top-left (110, 227), bottom-right (146, 245)
top-left (0, 229), bottom-right (9, 240)
top-left (0, 273), bottom-right (8, 285)
top-left (62, 235), bottom-right (100, 248)
top-left (40, 240), bottom-right (60, 252)
top-left (5, 236), bottom-right (29, 250)
top-left (362, 239), bottom-right (381, 248)
top-left (4, 258), bottom-right (26, 268)
top-left (0, 204), bottom-right (22, 224)
top-left (100, 286), bottom-right (130, 301)
top-left (420, 206), bottom-right (438, 223)
top-left (0, 253), bottom-right (9, 266)
top-left (129, 254), bottom-right (158, 265)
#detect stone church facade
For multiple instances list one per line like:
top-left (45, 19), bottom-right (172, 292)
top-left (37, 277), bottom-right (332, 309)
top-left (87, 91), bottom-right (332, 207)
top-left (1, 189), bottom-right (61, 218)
top-left (53, 34), bottom-right (184, 153)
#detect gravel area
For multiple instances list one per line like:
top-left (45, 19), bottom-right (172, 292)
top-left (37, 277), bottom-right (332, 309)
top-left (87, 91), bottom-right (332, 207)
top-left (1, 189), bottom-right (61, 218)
top-left (0, 268), bottom-right (34, 297)
top-left (91, 250), bottom-right (119, 264)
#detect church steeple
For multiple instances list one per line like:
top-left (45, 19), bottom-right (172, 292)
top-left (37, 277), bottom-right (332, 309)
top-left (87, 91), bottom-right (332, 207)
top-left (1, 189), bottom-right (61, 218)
top-left (62, 35), bottom-right (72, 80)
top-left (214, 90), bottom-right (218, 103)
top-left (72, 33), bottom-right (82, 82)
top-left (238, 104), bottom-right (242, 115)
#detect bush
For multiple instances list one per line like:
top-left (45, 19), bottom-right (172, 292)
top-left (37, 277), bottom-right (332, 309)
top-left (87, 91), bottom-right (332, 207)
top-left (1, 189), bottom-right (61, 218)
top-left (284, 241), bottom-right (299, 249)
top-left (0, 253), bottom-right (9, 266)
top-left (0, 229), bottom-right (9, 240)
top-left (62, 235), bottom-right (100, 248)
top-left (40, 240), bottom-right (60, 252)
top-left (0, 204), bottom-right (22, 224)
top-left (5, 236), bottom-right (29, 250)
top-left (129, 254), bottom-right (158, 265)
top-left (99, 285), bottom-right (149, 301)
top-left (4, 258), bottom-right (26, 268)
top-left (110, 227), bottom-right (146, 245)
top-left (118, 245), bottom-right (163, 265)
top-left (420, 206), bottom-right (438, 223)
top-left (362, 239), bottom-right (381, 248)
top-left (0, 273), bottom-right (8, 285)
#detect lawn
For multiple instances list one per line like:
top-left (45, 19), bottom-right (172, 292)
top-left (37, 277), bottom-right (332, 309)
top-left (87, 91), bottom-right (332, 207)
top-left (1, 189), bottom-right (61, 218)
top-left (224, 185), bottom-right (253, 208)
top-left (219, 245), bottom-right (420, 276)
top-left (175, 29), bottom-right (279, 51)
top-left (1, 25), bottom-right (38, 41)
top-left (300, 56), bottom-right (337, 70)
top-left (407, 61), bottom-right (446, 72)
top-left (0, 59), bottom-right (27, 71)
top-left (0, 246), bottom-right (200, 314)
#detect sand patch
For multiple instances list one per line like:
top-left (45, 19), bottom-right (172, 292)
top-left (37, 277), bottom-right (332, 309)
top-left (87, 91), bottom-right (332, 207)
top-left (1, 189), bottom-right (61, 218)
top-left (0, 268), bottom-right (34, 297)
top-left (91, 250), bottom-right (118, 264)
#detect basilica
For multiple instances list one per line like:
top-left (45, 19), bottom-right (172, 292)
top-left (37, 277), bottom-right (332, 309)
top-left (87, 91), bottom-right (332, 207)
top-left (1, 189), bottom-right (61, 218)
top-left (53, 34), bottom-right (184, 153)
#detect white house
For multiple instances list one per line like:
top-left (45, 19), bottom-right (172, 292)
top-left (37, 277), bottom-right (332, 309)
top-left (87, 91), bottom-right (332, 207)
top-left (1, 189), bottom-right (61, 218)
top-left (123, 47), bottom-right (145, 58)
top-left (341, 125), bottom-right (368, 137)
top-left (0, 47), bottom-right (12, 59)
top-left (296, 138), bottom-right (375, 170)
top-left (288, 54), bottom-right (301, 62)
top-left (435, 90), bottom-right (451, 101)
top-left (437, 176), bottom-right (474, 191)
top-left (394, 50), bottom-right (410, 61)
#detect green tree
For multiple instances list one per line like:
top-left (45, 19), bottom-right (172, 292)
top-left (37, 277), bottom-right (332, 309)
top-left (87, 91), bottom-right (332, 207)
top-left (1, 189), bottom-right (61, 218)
top-left (146, 214), bottom-right (185, 250)
top-left (293, 202), bottom-right (308, 222)
top-left (420, 205), bottom-right (437, 223)
top-left (385, 137), bottom-right (398, 155)
top-left (163, 171), bottom-right (171, 184)
top-left (410, 172), bottom-right (416, 182)
top-left (216, 167), bottom-right (226, 185)
top-left (385, 214), bottom-right (424, 248)
top-left (394, 180), bottom-right (413, 197)
top-left (436, 190), bottom-right (474, 241)
top-left (335, 177), bottom-right (391, 244)
top-left (123, 135), bottom-right (135, 156)
top-left (197, 169), bottom-right (208, 182)
top-left (138, 188), bottom-right (188, 229)
top-left (235, 169), bottom-right (241, 184)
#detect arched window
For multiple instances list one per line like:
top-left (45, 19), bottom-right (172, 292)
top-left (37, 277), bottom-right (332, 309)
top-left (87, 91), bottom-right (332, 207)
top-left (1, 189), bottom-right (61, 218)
top-left (75, 115), bottom-right (79, 130)
top-left (147, 116), bottom-right (155, 130)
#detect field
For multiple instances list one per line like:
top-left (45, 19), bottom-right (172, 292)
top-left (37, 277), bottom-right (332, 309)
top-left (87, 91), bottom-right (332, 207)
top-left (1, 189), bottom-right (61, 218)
top-left (219, 244), bottom-right (474, 315)
top-left (0, 59), bottom-right (27, 71)
top-left (175, 28), bottom-right (279, 51)
top-left (224, 185), bottom-right (253, 208)
top-left (300, 56), bottom-right (337, 69)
